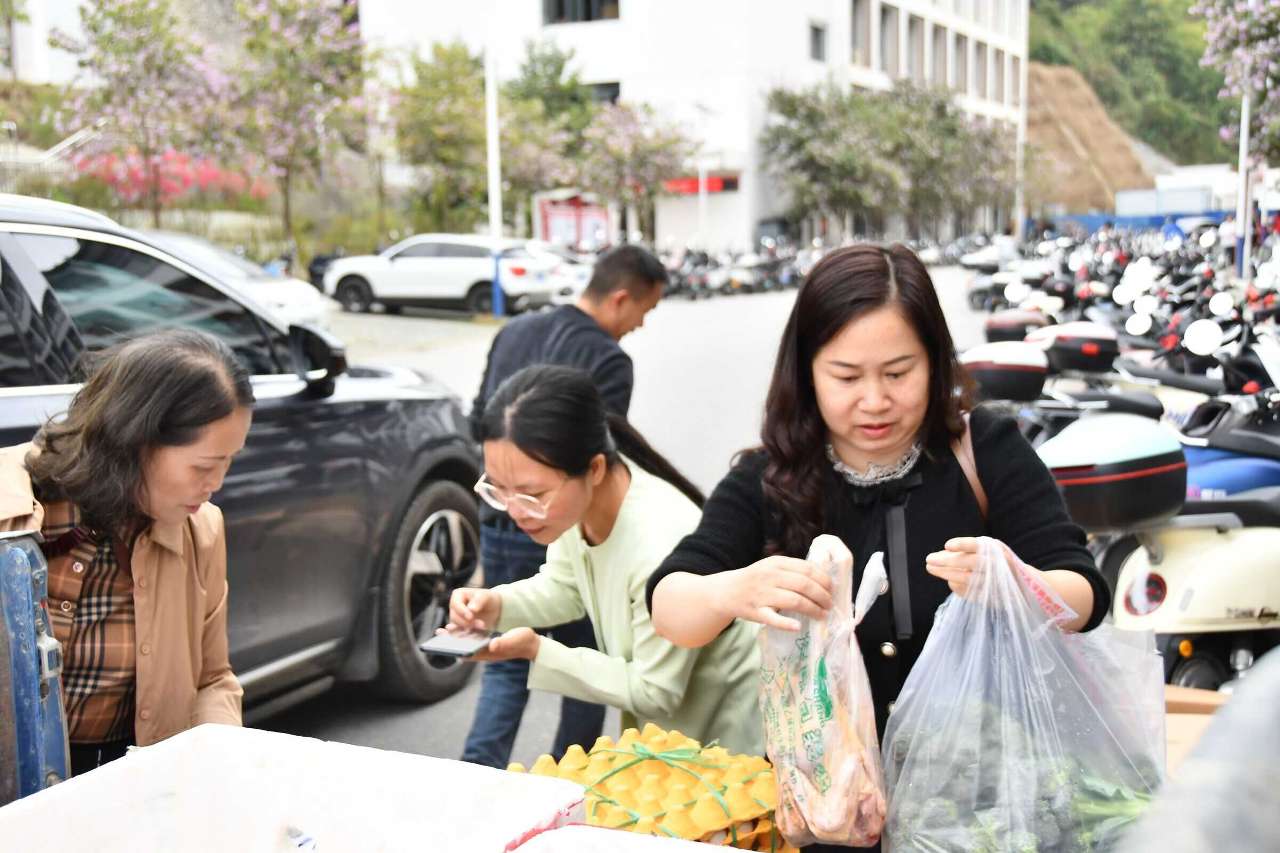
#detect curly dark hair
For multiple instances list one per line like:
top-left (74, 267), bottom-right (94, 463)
top-left (760, 243), bottom-right (973, 556)
top-left (25, 329), bottom-right (254, 539)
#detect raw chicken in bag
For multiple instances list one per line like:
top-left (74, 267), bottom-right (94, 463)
top-left (758, 534), bottom-right (888, 847)
top-left (882, 538), bottom-right (1165, 852)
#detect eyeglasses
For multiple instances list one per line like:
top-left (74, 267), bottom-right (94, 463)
top-left (473, 473), bottom-right (567, 520)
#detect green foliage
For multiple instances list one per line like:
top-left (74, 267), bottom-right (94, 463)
top-left (760, 81), bottom-right (1013, 235)
top-left (0, 82), bottom-right (64, 149)
top-left (503, 40), bottom-right (597, 143)
top-left (1029, 0), bottom-right (1233, 165)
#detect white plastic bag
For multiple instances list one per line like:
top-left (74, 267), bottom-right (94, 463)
top-left (758, 534), bottom-right (887, 847)
top-left (882, 538), bottom-right (1165, 852)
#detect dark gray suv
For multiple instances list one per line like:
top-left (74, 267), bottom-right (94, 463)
top-left (0, 194), bottom-right (481, 720)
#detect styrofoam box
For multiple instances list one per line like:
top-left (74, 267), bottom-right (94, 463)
top-left (0, 724), bottom-right (585, 852)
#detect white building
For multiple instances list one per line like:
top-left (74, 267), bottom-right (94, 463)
top-left (358, 0), bottom-right (1029, 251)
top-left (2, 0), bottom-right (84, 86)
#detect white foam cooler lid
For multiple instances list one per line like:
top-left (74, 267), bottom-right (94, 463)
top-left (961, 341), bottom-right (1049, 370)
top-left (1037, 414), bottom-right (1183, 468)
top-left (0, 725), bottom-right (586, 852)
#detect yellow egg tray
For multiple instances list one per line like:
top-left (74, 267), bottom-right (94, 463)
top-left (509, 723), bottom-right (800, 852)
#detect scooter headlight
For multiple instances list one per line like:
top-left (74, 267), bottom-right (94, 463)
top-left (1124, 572), bottom-right (1167, 616)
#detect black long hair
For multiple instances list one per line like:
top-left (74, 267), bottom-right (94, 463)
top-left (27, 328), bottom-right (254, 538)
top-left (480, 365), bottom-right (704, 507)
top-left (761, 243), bottom-right (973, 556)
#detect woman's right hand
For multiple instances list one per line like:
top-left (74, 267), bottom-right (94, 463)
top-left (710, 556), bottom-right (834, 632)
top-left (447, 587), bottom-right (502, 634)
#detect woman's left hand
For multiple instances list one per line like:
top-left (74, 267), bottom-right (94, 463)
top-left (925, 537), bottom-right (1017, 597)
top-left (470, 627), bottom-right (541, 662)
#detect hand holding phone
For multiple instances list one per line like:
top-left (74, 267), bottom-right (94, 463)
top-left (418, 630), bottom-right (496, 658)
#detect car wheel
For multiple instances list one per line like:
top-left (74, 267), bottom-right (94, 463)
top-left (1170, 651), bottom-right (1229, 690)
top-left (337, 276), bottom-right (374, 313)
top-left (466, 282), bottom-right (494, 315)
top-left (376, 480), bottom-right (481, 702)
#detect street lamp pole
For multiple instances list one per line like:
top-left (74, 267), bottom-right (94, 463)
top-left (1235, 0), bottom-right (1259, 284)
top-left (484, 14), bottom-right (505, 316)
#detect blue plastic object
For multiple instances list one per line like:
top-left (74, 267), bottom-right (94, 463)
top-left (1184, 445), bottom-right (1280, 498)
top-left (1, 532), bottom-right (69, 805)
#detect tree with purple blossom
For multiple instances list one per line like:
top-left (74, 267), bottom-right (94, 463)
top-left (576, 102), bottom-right (694, 243)
top-left (234, 0), bottom-right (365, 241)
top-left (51, 0), bottom-right (233, 226)
top-left (1192, 1), bottom-right (1280, 160)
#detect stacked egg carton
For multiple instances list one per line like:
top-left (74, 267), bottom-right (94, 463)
top-left (510, 723), bottom-right (799, 852)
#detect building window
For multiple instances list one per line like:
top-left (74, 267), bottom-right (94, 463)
top-left (932, 25), bottom-right (947, 86)
top-left (810, 23), bottom-right (827, 62)
top-left (953, 34), bottom-right (968, 93)
top-left (908, 15), bottom-right (924, 82)
top-left (974, 42), bottom-right (988, 99)
top-left (994, 48), bottom-right (1006, 104)
top-left (590, 81), bottom-right (620, 103)
top-left (880, 4), bottom-right (899, 77)
top-left (543, 0), bottom-right (619, 25)
top-left (851, 0), bottom-right (871, 66)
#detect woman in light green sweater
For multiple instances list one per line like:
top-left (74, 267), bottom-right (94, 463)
top-left (444, 365), bottom-right (762, 756)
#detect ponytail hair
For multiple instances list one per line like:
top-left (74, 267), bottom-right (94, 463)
top-left (480, 365), bottom-right (705, 507)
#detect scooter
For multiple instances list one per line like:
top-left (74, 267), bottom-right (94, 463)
top-left (1036, 404), bottom-right (1280, 691)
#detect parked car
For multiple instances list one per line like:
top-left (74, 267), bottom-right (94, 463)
top-left (145, 230), bottom-right (334, 329)
top-left (322, 234), bottom-right (568, 315)
top-left (0, 194), bottom-right (482, 720)
top-left (528, 240), bottom-right (593, 305)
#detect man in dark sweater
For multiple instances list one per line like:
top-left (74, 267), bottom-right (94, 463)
top-left (461, 244), bottom-right (667, 768)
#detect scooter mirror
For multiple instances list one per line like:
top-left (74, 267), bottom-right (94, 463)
top-left (1209, 292), bottom-right (1235, 318)
top-left (1004, 282), bottom-right (1032, 304)
top-left (1125, 313), bottom-right (1154, 336)
top-left (1134, 294), bottom-right (1160, 316)
top-left (1184, 319), bottom-right (1225, 357)
top-left (1112, 283), bottom-right (1136, 306)
top-left (1199, 229), bottom-right (1218, 251)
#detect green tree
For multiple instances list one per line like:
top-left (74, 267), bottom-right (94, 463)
top-left (395, 41), bottom-right (576, 234)
top-left (503, 40), bottom-right (596, 143)
top-left (1030, 0), bottom-right (1232, 164)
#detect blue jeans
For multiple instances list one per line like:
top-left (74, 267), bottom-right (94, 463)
top-left (460, 523), bottom-right (607, 768)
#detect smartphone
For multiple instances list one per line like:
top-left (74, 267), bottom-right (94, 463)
top-left (419, 631), bottom-right (496, 658)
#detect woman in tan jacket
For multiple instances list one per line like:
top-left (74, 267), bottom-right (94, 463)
top-left (0, 328), bottom-right (252, 775)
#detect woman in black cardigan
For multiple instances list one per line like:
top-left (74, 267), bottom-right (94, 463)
top-left (646, 243), bottom-right (1110, 851)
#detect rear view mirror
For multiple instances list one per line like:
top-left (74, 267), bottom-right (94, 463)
top-left (1199, 229), bottom-right (1218, 251)
top-left (1134, 294), bottom-right (1160, 316)
top-left (1125, 313), bottom-right (1154, 336)
top-left (1004, 282), bottom-right (1032, 304)
top-left (290, 323), bottom-right (348, 396)
top-left (1209, 292), bottom-right (1235, 318)
top-left (1183, 319), bottom-right (1225, 357)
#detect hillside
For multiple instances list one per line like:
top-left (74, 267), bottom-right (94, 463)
top-left (1026, 62), bottom-right (1155, 214)
top-left (1029, 0), bottom-right (1231, 166)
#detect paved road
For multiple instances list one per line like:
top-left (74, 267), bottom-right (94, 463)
top-left (259, 265), bottom-right (983, 766)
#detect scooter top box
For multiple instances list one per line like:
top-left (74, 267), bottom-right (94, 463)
top-left (1037, 414), bottom-right (1186, 532)
top-left (960, 341), bottom-right (1049, 403)
top-left (1026, 321), bottom-right (1120, 374)
top-left (984, 309), bottom-right (1051, 343)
